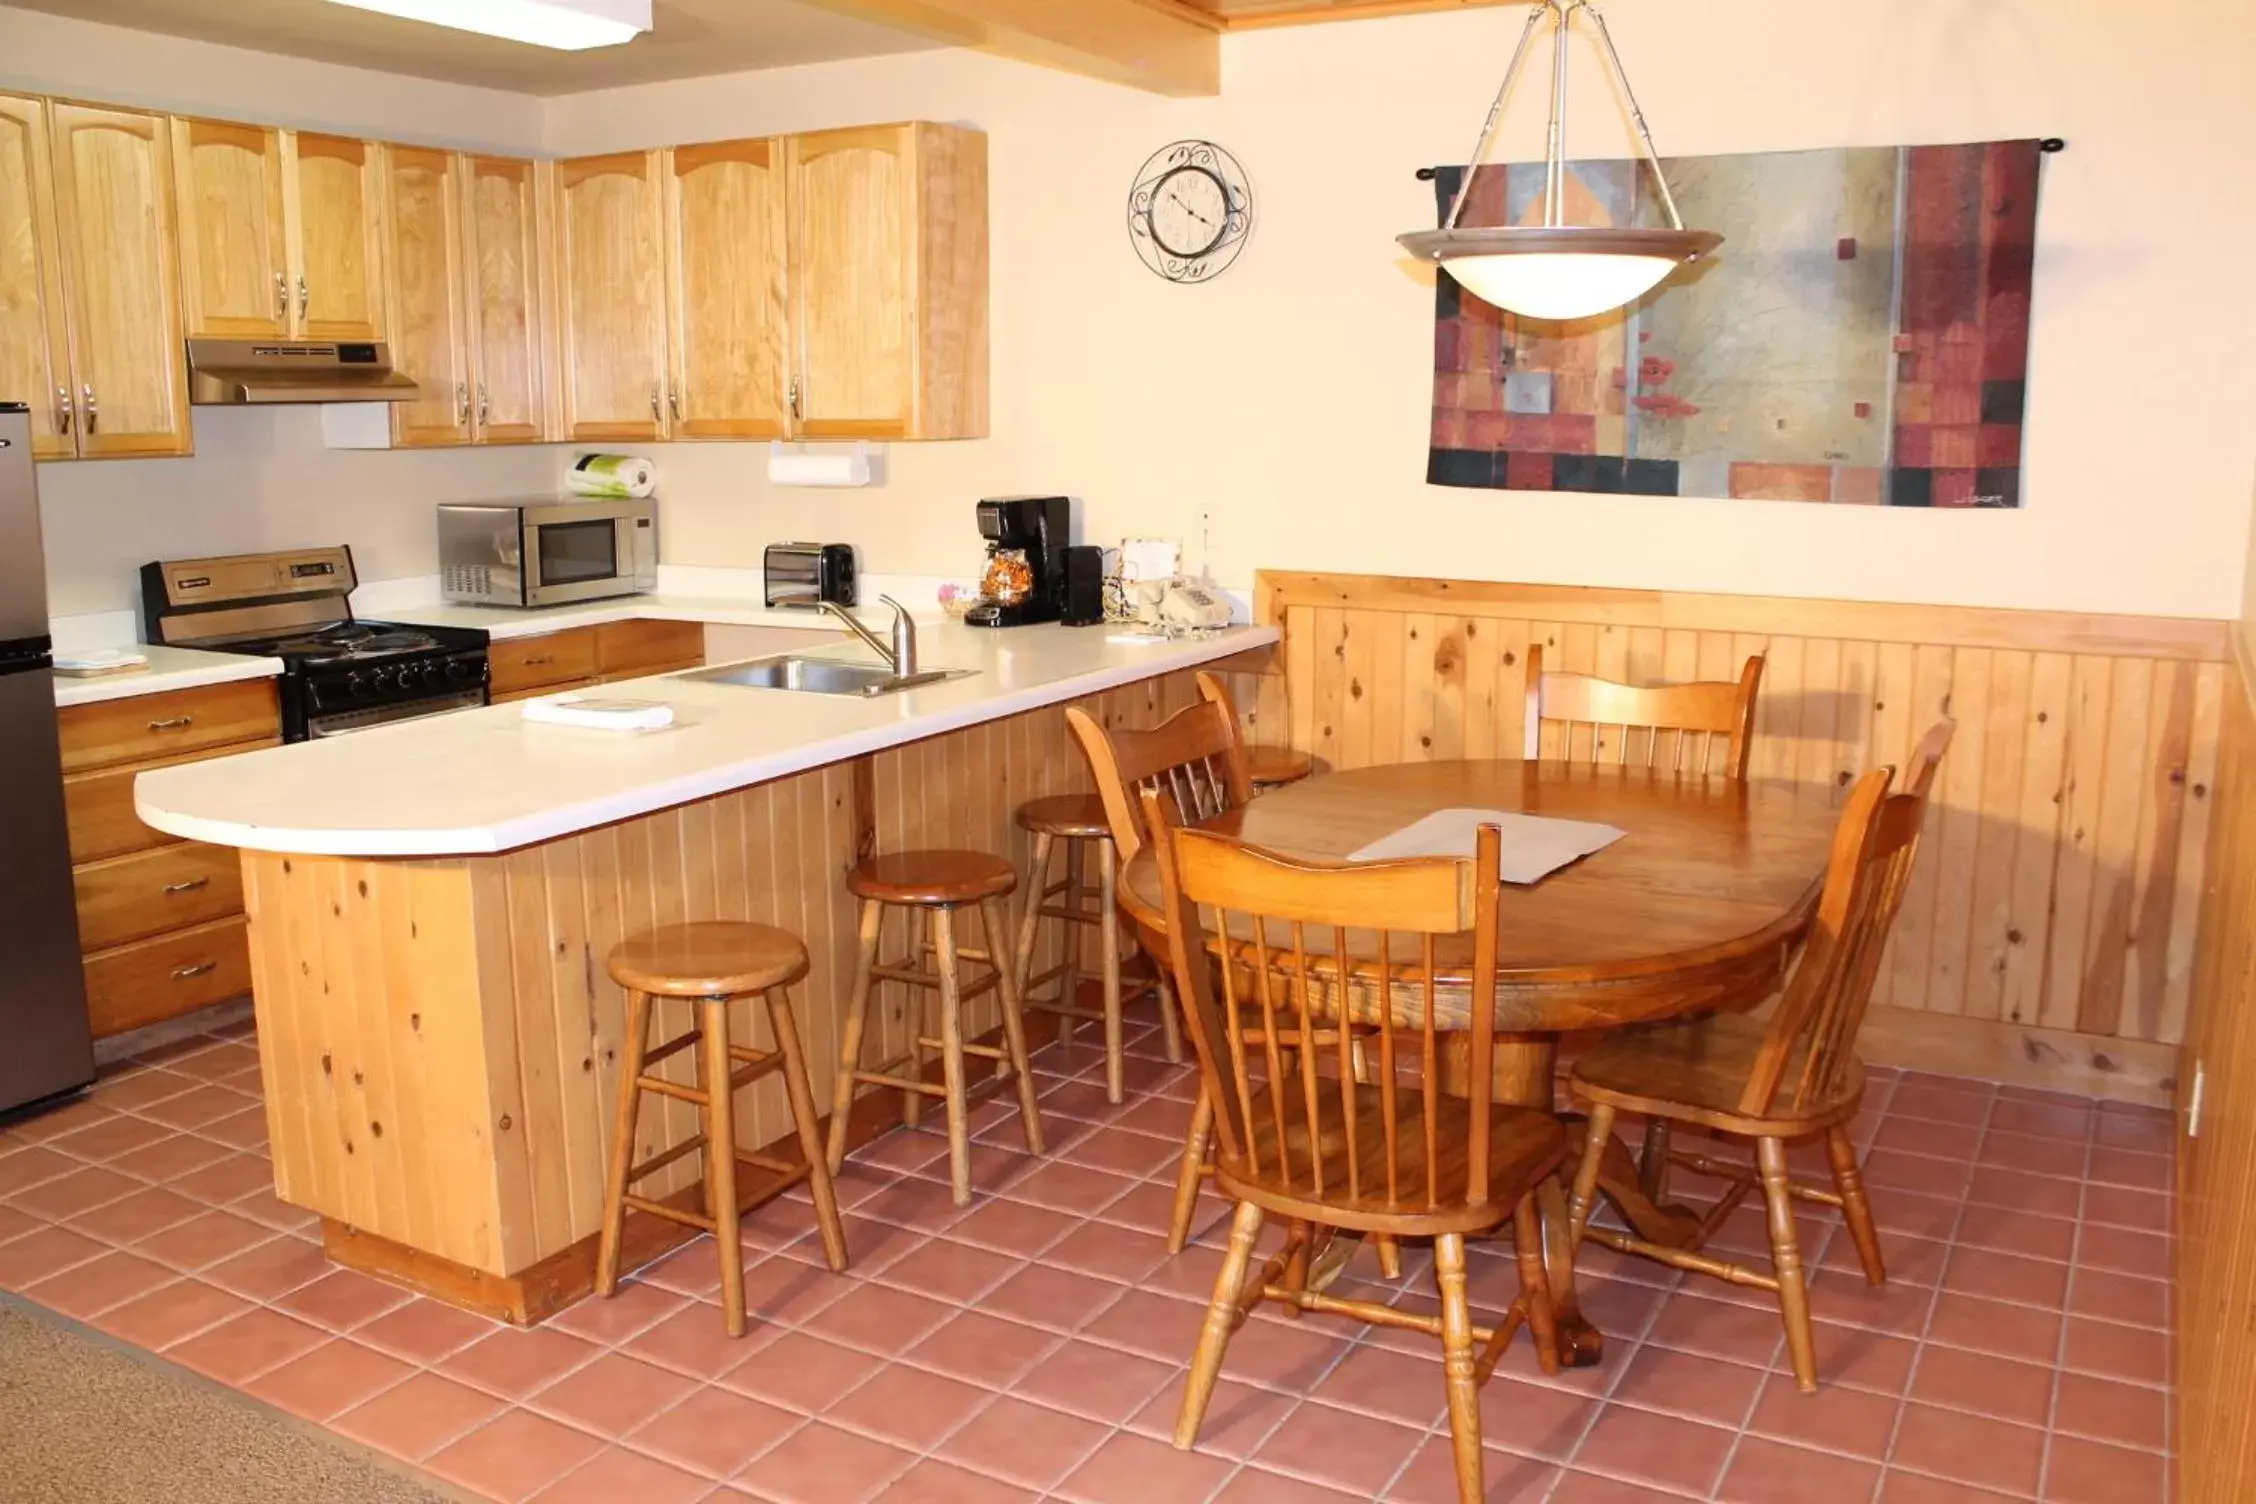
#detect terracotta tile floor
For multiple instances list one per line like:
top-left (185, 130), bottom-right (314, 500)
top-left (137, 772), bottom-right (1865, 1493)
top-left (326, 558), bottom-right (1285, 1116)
top-left (0, 1008), bottom-right (2174, 1503)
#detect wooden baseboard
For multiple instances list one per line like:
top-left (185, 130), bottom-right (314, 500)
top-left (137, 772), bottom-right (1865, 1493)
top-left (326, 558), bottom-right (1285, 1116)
top-left (323, 1023), bottom-right (1017, 1324)
top-left (1853, 1005), bottom-right (2178, 1108)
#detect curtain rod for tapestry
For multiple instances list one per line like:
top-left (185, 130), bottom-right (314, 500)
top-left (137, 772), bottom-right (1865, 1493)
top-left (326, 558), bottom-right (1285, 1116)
top-left (1409, 137), bottom-right (2068, 181)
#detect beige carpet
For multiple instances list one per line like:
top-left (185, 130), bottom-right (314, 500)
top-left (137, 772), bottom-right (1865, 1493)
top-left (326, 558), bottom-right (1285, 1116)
top-left (0, 1294), bottom-right (463, 1504)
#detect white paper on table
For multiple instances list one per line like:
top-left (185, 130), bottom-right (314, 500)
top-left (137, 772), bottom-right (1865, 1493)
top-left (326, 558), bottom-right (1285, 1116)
top-left (1348, 807), bottom-right (1625, 885)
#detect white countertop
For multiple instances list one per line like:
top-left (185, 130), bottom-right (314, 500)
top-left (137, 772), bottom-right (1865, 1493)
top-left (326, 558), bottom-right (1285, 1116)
top-left (51, 646), bottom-right (285, 708)
top-left (380, 593), bottom-right (909, 640)
top-left (135, 622), bottom-right (1276, 858)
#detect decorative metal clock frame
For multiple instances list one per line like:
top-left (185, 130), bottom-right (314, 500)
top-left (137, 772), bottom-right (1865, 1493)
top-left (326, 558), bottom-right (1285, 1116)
top-left (1127, 140), bottom-right (1253, 284)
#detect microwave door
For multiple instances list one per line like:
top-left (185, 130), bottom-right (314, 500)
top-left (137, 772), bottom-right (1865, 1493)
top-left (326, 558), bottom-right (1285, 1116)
top-left (530, 517), bottom-right (623, 605)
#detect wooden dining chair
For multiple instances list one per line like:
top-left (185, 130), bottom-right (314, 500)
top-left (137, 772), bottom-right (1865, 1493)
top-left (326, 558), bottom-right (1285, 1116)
top-left (1145, 791), bottom-right (1570, 1502)
top-left (1562, 719), bottom-right (1954, 1392)
top-left (1523, 642), bottom-right (1764, 778)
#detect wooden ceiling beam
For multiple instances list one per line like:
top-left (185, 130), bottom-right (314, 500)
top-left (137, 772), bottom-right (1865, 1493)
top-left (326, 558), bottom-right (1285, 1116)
top-left (1192, 0), bottom-right (1515, 29)
top-left (803, 0), bottom-right (1224, 95)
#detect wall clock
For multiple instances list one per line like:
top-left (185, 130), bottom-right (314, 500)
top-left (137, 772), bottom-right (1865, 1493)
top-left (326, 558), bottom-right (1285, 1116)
top-left (1127, 141), bottom-right (1253, 284)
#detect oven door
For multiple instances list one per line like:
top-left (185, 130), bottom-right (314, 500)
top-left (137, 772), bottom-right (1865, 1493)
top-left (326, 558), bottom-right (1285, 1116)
top-left (306, 690), bottom-right (488, 739)
top-left (522, 502), bottom-right (657, 607)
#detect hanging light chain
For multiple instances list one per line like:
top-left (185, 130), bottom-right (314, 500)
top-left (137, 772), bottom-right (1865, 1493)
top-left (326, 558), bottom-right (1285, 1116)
top-left (1440, 1), bottom-right (1552, 232)
top-left (1582, 1), bottom-right (1689, 232)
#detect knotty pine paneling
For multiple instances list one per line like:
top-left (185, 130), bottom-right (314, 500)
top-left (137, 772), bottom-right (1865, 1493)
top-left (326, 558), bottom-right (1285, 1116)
top-left (1255, 572), bottom-right (2229, 1053)
top-left (242, 671), bottom-right (1214, 1276)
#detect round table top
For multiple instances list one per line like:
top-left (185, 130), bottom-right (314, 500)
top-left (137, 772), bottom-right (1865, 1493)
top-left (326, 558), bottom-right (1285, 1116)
top-left (1121, 759), bottom-right (1846, 1033)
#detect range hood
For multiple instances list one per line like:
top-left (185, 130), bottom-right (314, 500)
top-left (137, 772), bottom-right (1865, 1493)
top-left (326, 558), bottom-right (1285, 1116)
top-left (186, 338), bottom-right (419, 404)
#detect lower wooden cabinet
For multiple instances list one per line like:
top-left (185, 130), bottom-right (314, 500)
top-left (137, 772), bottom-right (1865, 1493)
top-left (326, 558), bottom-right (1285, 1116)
top-left (59, 679), bottom-right (279, 1039)
top-left (489, 619), bottom-right (705, 699)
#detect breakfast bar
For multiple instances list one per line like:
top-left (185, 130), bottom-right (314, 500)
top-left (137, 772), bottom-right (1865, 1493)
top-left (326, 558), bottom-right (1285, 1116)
top-left (132, 622), bottom-right (1276, 1320)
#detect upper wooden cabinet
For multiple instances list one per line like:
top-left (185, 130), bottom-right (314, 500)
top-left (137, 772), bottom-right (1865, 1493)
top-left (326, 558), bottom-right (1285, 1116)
top-left (174, 120), bottom-right (383, 343)
top-left (553, 149), bottom-right (668, 444)
top-left (463, 155), bottom-right (547, 444)
top-left (47, 103), bottom-right (191, 459)
top-left (0, 96), bottom-right (74, 460)
top-left (665, 138), bottom-right (790, 440)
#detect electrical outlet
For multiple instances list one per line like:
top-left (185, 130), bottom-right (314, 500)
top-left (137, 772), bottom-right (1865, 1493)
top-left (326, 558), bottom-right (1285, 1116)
top-left (2188, 1061), bottom-right (2206, 1140)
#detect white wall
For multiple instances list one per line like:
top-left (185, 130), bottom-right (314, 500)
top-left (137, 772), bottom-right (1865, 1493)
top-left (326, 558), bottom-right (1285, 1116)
top-left (0, 5), bottom-right (555, 616)
top-left (542, 0), bottom-right (2256, 619)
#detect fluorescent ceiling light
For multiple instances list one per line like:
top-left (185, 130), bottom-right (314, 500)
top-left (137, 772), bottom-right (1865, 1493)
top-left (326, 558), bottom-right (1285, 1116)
top-left (326, 0), bottom-right (652, 51)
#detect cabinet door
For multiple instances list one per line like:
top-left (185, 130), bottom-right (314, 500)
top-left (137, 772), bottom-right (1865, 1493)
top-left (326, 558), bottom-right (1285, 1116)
top-left (553, 150), bottom-right (667, 442)
top-left (462, 155), bottom-right (546, 444)
top-left (170, 117), bottom-right (289, 340)
top-left (380, 145), bottom-right (471, 448)
top-left (286, 132), bottom-right (385, 341)
top-left (0, 95), bottom-right (74, 459)
top-left (665, 139), bottom-right (789, 440)
top-left (788, 125), bottom-right (913, 440)
top-left (48, 104), bottom-right (191, 459)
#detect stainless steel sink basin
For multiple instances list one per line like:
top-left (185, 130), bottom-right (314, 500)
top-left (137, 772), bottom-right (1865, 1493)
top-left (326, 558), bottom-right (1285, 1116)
top-left (682, 654), bottom-right (975, 698)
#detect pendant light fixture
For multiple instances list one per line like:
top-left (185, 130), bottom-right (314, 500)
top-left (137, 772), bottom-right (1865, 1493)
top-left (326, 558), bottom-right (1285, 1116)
top-left (1399, 0), bottom-right (1719, 321)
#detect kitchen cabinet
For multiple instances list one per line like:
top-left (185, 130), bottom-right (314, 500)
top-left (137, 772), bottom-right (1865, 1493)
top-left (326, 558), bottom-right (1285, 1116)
top-left (42, 102), bottom-right (192, 459)
top-left (173, 121), bottom-right (384, 343)
top-left (552, 149), bottom-right (668, 443)
top-left (487, 620), bottom-right (705, 698)
top-left (787, 122), bottom-right (987, 441)
top-left (59, 679), bottom-right (280, 1038)
top-left (665, 138), bottom-right (790, 440)
top-left (0, 95), bottom-right (73, 460)
top-left (463, 155), bottom-right (548, 444)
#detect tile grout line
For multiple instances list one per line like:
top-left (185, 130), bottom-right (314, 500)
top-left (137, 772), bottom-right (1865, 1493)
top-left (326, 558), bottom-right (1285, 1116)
top-left (2034, 1099), bottom-right (2101, 1501)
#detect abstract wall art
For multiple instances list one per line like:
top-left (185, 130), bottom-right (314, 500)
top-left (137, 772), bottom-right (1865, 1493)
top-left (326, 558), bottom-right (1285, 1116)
top-left (1426, 140), bottom-right (2043, 507)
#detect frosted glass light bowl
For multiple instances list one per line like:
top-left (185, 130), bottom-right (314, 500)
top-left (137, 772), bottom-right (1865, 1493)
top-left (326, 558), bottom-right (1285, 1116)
top-left (1398, 225), bottom-right (1722, 321)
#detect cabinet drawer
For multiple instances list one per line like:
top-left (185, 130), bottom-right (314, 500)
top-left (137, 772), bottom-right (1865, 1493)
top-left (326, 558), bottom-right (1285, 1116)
top-left (594, 619), bottom-right (704, 677)
top-left (59, 679), bottom-right (280, 772)
top-left (492, 677), bottom-right (599, 705)
top-left (64, 739), bottom-right (280, 863)
top-left (598, 659), bottom-right (700, 686)
top-left (83, 916), bottom-right (252, 1039)
top-left (488, 629), bottom-right (599, 695)
top-left (75, 844), bottom-right (243, 953)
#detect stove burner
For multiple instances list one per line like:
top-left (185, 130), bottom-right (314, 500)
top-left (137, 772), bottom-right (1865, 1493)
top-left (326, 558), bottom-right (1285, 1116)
top-left (261, 623), bottom-right (445, 663)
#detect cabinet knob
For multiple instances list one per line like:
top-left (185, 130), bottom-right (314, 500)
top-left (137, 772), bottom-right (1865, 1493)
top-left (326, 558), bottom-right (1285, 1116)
top-left (788, 377), bottom-right (801, 420)
top-left (163, 877), bottom-right (211, 896)
top-left (147, 715), bottom-right (193, 732)
top-left (456, 382), bottom-right (470, 427)
top-left (275, 270), bottom-right (289, 319)
top-left (477, 383), bottom-right (490, 426)
top-left (649, 382), bottom-right (662, 421)
top-left (668, 385), bottom-right (681, 421)
top-left (297, 273), bottom-right (309, 319)
top-left (56, 385), bottom-right (71, 435)
top-left (171, 962), bottom-right (218, 982)
top-left (521, 654), bottom-right (554, 667)
top-left (81, 385), bottom-right (96, 432)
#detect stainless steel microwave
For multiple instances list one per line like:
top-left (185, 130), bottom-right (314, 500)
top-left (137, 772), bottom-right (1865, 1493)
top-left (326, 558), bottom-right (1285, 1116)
top-left (438, 499), bottom-right (657, 608)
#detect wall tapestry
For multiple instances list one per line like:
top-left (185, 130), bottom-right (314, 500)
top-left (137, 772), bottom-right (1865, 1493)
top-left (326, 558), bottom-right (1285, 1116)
top-left (1426, 140), bottom-right (2042, 507)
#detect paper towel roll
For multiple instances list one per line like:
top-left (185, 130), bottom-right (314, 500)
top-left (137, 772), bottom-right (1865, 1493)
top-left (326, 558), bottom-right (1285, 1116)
top-left (767, 441), bottom-right (872, 488)
top-left (566, 453), bottom-right (658, 499)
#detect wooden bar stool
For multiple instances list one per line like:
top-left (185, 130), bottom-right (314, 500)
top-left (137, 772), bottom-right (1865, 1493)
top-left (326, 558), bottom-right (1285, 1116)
top-left (826, 850), bottom-right (1046, 1205)
top-left (1010, 793), bottom-right (1180, 1104)
top-left (595, 921), bottom-right (849, 1339)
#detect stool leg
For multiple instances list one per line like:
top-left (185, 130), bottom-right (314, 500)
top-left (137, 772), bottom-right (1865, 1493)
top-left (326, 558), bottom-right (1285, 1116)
top-left (596, 988), bottom-right (654, 1296)
top-left (700, 995), bottom-right (746, 1338)
top-left (768, 987), bottom-right (849, 1274)
top-left (825, 899), bottom-right (885, 1175)
top-left (982, 894), bottom-right (1046, 1158)
top-left (1096, 844), bottom-right (1127, 1105)
top-left (1055, 841), bottom-right (1085, 1047)
top-left (1012, 831), bottom-right (1054, 1019)
top-left (1150, 944), bottom-right (1184, 1067)
top-left (904, 906), bottom-right (930, 1129)
top-left (931, 906), bottom-right (975, 1205)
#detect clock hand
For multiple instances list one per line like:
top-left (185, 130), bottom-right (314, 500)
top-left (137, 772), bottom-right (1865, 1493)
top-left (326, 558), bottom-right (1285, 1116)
top-left (1166, 190), bottom-right (1215, 229)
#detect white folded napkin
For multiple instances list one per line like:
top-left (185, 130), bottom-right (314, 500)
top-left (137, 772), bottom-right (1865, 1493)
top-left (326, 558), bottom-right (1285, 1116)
top-left (52, 648), bottom-right (150, 675)
top-left (1349, 807), bottom-right (1625, 885)
top-left (519, 696), bottom-right (675, 732)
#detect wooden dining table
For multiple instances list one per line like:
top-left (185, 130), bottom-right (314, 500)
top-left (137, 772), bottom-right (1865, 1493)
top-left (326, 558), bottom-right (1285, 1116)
top-left (1118, 758), bottom-right (1846, 1365)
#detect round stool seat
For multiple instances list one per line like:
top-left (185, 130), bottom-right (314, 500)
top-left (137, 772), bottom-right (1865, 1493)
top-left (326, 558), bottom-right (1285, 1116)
top-left (1246, 746), bottom-right (1320, 789)
top-left (1016, 793), bottom-right (1111, 841)
top-left (848, 849), bottom-right (1017, 907)
top-left (608, 922), bottom-right (809, 997)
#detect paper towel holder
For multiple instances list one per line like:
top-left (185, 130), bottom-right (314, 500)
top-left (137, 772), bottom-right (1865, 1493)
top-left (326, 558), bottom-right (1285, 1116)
top-left (768, 439), bottom-right (875, 488)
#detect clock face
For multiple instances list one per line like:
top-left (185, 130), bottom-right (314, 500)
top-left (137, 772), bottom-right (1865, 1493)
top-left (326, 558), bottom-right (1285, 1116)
top-left (1128, 141), bottom-right (1252, 283)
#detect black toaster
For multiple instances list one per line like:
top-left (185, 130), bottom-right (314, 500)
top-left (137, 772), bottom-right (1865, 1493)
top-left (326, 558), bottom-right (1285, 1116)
top-left (763, 542), bottom-right (857, 609)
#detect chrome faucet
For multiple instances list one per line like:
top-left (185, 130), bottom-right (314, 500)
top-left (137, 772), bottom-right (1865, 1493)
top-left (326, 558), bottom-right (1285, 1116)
top-left (817, 595), bottom-right (918, 679)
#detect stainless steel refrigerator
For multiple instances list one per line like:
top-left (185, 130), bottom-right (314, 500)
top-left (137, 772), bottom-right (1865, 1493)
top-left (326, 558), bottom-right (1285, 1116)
top-left (0, 403), bottom-right (95, 1115)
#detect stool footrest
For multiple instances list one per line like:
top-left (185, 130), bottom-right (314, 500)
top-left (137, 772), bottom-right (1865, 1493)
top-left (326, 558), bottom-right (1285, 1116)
top-left (913, 1036), bottom-right (1015, 1064)
top-left (627, 1133), bottom-right (708, 1186)
top-left (871, 963), bottom-right (1001, 1000)
top-left (855, 1068), bottom-right (948, 1099)
top-left (1036, 900), bottom-right (1106, 926)
top-left (623, 1193), bottom-right (715, 1233)
top-left (635, 1075), bottom-right (709, 1106)
top-left (643, 1030), bottom-right (702, 1069)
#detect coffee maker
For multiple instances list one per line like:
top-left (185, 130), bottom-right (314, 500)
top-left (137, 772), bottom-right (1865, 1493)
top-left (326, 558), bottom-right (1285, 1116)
top-left (967, 496), bottom-right (1072, 628)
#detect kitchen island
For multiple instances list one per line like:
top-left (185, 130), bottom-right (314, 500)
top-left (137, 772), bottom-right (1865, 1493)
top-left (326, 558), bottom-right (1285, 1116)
top-left (134, 621), bottom-right (1276, 1320)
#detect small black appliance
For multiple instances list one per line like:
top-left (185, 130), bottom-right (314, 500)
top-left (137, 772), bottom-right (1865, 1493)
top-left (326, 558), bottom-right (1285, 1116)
top-left (967, 496), bottom-right (1073, 628)
top-left (1060, 545), bottom-right (1105, 627)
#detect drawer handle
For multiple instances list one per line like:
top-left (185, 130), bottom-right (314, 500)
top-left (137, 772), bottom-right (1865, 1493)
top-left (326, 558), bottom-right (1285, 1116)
top-left (147, 716), bottom-right (195, 732)
top-left (521, 655), bottom-right (554, 666)
top-left (171, 962), bottom-right (217, 981)
top-left (163, 878), bottom-right (211, 896)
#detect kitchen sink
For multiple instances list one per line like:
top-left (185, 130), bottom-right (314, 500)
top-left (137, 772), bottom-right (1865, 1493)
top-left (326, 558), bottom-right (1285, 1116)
top-left (681, 654), bottom-right (975, 698)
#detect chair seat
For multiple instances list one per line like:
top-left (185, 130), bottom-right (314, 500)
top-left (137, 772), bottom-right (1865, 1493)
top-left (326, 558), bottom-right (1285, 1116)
top-left (848, 849), bottom-right (1017, 906)
top-left (608, 922), bottom-right (809, 998)
top-left (1016, 793), bottom-right (1111, 840)
top-left (1569, 1011), bottom-right (1866, 1134)
top-left (1215, 1083), bottom-right (1570, 1237)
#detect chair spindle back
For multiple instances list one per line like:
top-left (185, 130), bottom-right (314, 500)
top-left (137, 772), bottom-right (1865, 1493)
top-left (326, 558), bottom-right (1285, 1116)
top-left (1522, 643), bottom-right (1764, 779)
top-left (1741, 719), bottom-right (1955, 1117)
top-left (1144, 787), bottom-right (1509, 1218)
top-left (1065, 681), bottom-right (1255, 865)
